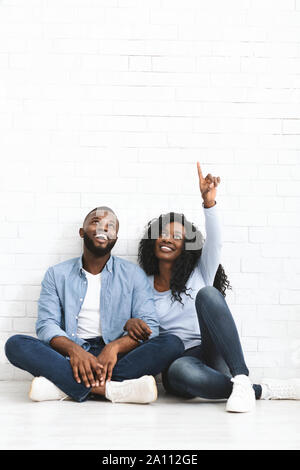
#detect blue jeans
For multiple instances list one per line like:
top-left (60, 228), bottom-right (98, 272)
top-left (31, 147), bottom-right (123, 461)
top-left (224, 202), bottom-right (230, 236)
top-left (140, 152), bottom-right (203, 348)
top-left (5, 333), bottom-right (184, 402)
top-left (162, 286), bottom-right (262, 400)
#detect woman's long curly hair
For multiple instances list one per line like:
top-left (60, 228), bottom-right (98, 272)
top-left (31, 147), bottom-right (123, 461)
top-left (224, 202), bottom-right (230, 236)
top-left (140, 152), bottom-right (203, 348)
top-left (138, 212), bottom-right (232, 304)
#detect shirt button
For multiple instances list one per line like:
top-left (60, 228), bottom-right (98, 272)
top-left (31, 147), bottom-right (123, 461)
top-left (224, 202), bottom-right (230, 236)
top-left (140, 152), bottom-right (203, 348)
top-left (80, 298), bottom-right (83, 302)
top-left (71, 333), bottom-right (75, 337)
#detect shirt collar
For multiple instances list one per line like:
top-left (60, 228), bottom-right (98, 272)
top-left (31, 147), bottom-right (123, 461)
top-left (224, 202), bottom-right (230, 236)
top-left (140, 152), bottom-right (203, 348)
top-left (77, 255), bottom-right (113, 275)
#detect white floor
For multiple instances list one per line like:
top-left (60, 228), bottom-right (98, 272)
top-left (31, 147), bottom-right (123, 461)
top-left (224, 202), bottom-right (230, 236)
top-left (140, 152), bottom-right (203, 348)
top-left (1, 381), bottom-right (300, 450)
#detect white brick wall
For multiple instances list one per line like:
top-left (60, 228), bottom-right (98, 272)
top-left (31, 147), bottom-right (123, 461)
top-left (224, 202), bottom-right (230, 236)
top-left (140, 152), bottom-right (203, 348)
top-left (0, 0), bottom-right (299, 383)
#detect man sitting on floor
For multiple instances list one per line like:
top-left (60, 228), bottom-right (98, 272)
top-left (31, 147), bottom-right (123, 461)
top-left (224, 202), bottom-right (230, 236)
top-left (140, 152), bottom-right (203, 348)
top-left (5, 206), bottom-right (184, 403)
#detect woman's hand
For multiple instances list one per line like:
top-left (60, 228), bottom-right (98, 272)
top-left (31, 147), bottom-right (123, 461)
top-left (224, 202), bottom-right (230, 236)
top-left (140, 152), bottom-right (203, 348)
top-left (123, 318), bottom-right (152, 342)
top-left (197, 162), bottom-right (221, 206)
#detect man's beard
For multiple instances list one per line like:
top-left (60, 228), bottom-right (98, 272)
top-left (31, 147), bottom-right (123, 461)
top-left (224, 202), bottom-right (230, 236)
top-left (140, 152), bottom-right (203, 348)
top-left (83, 232), bottom-right (117, 257)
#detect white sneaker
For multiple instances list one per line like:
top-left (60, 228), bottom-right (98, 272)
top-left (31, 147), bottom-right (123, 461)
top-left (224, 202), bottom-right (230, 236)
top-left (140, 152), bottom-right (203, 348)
top-left (105, 375), bottom-right (157, 404)
top-left (226, 375), bottom-right (256, 413)
top-left (261, 378), bottom-right (300, 400)
top-left (29, 376), bottom-right (69, 402)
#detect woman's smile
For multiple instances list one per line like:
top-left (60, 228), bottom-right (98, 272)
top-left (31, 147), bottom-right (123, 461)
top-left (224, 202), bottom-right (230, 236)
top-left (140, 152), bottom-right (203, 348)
top-left (160, 244), bottom-right (175, 253)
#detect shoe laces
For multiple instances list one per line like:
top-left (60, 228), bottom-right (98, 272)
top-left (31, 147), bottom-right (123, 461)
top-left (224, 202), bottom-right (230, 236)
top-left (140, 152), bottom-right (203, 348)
top-left (267, 382), bottom-right (294, 399)
top-left (109, 382), bottom-right (132, 401)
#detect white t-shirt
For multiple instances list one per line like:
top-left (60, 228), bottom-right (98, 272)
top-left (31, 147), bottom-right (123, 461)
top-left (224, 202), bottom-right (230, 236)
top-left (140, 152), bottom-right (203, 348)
top-left (77, 269), bottom-right (102, 339)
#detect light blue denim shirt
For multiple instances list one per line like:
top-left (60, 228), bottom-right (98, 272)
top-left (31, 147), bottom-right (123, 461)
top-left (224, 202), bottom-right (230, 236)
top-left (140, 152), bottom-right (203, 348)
top-left (36, 255), bottom-right (159, 351)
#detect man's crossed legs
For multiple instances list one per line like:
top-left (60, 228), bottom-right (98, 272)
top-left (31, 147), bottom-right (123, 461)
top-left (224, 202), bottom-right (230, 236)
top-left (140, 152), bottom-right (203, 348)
top-left (5, 334), bottom-right (184, 403)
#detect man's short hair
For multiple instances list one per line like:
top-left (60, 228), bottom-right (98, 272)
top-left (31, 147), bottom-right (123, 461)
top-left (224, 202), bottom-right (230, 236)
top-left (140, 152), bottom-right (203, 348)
top-left (83, 206), bottom-right (119, 228)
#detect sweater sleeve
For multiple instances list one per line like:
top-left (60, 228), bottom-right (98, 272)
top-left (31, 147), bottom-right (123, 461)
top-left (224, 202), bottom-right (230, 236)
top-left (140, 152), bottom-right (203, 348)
top-left (196, 203), bottom-right (223, 286)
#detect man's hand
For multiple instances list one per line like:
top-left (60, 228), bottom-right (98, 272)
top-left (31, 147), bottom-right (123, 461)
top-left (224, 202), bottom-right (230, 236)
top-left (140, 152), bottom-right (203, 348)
top-left (68, 345), bottom-right (104, 389)
top-left (124, 318), bottom-right (152, 342)
top-left (50, 336), bottom-right (104, 388)
top-left (97, 344), bottom-right (119, 385)
top-left (197, 162), bottom-right (221, 206)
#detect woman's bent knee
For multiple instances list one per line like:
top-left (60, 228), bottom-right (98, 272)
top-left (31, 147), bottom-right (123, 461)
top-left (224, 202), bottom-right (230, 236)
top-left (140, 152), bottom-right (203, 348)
top-left (195, 286), bottom-right (226, 320)
top-left (196, 286), bottom-right (219, 304)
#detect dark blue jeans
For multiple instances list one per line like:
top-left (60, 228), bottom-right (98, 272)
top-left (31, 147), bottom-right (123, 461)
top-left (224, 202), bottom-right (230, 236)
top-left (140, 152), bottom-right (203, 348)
top-left (162, 286), bottom-right (262, 400)
top-left (5, 333), bottom-right (184, 402)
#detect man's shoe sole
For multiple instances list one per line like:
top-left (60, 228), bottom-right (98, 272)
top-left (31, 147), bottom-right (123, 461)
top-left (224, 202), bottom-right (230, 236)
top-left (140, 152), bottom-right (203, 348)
top-left (149, 375), bottom-right (158, 403)
top-left (28, 377), bottom-right (39, 401)
top-left (226, 403), bottom-right (256, 413)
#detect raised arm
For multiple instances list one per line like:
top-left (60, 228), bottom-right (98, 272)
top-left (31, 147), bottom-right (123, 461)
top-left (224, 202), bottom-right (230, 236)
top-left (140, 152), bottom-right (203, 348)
top-left (197, 162), bottom-right (220, 208)
top-left (196, 162), bottom-right (222, 285)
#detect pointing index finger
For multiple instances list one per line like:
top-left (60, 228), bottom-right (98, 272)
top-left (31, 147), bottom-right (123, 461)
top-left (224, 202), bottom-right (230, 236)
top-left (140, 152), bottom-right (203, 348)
top-left (197, 162), bottom-right (204, 181)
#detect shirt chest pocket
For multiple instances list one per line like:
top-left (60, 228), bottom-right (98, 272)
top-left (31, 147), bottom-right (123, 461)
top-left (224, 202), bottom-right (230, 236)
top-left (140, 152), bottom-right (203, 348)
top-left (107, 288), bottom-right (133, 327)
